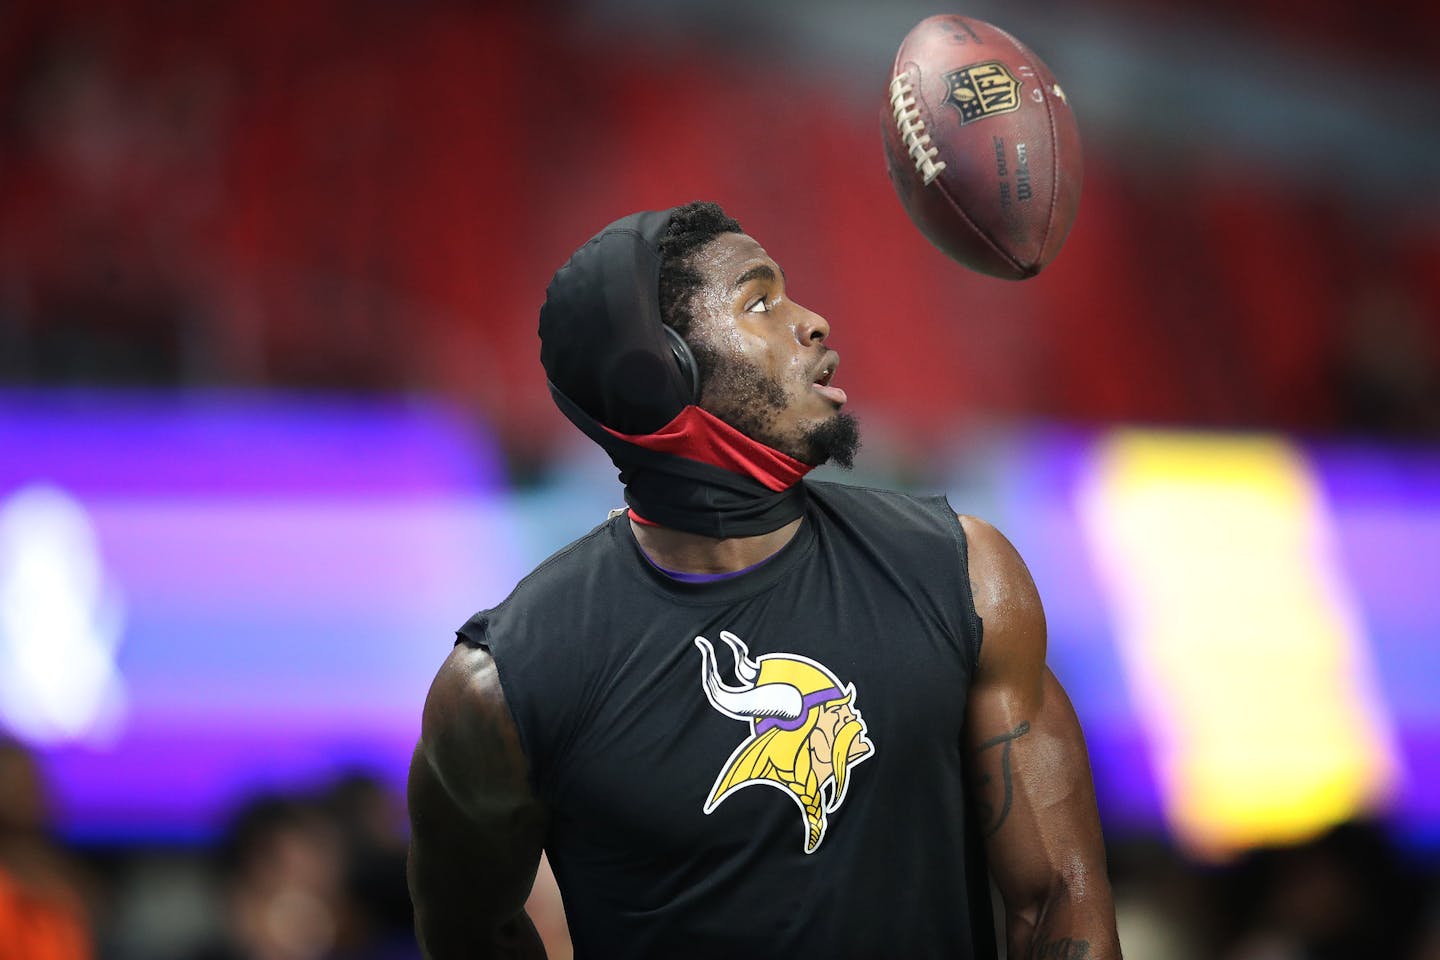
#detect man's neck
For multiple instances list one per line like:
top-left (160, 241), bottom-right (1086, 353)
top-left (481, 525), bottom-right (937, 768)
top-left (630, 516), bottom-right (803, 575)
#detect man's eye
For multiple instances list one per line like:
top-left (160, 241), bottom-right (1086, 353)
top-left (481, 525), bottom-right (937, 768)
top-left (747, 298), bottom-right (771, 314)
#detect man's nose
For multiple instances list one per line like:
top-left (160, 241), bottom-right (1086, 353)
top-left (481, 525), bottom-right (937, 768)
top-left (795, 304), bottom-right (830, 345)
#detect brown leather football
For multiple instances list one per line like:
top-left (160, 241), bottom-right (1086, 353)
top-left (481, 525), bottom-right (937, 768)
top-left (882, 15), bottom-right (1082, 280)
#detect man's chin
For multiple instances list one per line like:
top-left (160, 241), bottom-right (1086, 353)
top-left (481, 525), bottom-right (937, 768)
top-left (801, 412), bottom-right (861, 470)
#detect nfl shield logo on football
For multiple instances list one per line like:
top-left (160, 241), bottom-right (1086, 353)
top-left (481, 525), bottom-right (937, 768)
top-left (944, 61), bottom-right (1023, 125)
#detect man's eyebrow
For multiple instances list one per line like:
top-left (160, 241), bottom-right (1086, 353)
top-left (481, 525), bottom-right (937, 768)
top-left (733, 263), bottom-right (786, 289)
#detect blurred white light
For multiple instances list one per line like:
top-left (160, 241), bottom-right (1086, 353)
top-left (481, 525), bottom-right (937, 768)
top-left (0, 484), bottom-right (127, 745)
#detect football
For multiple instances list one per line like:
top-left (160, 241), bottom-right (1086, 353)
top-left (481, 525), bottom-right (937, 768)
top-left (882, 14), bottom-right (1082, 280)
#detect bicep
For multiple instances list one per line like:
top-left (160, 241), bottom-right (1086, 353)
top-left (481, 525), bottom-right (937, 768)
top-left (407, 644), bottom-right (547, 956)
top-left (966, 667), bottom-right (1106, 908)
top-left (407, 741), bottom-right (545, 922)
top-left (959, 516), bottom-right (1109, 915)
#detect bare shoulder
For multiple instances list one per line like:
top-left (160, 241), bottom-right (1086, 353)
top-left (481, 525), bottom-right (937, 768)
top-left (955, 515), bottom-right (1047, 680)
top-left (418, 640), bottom-right (535, 819)
top-left (955, 515), bottom-right (1041, 615)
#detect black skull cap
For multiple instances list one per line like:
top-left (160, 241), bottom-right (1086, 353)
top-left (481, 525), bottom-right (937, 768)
top-left (539, 209), bottom-right (691, 436)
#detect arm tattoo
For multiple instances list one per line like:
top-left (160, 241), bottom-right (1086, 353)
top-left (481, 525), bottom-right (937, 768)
top-left (971, 720), bottom-right (1030, 837)
top-left (1031, 937), bottom-right (1090, 959)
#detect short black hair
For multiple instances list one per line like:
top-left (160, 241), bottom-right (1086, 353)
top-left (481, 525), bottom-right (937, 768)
top-left (657, 201), bottom-right (742, 338)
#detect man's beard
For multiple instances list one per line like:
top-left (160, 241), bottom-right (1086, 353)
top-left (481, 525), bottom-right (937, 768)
top-left (692, 343), bottom-right (861, 469)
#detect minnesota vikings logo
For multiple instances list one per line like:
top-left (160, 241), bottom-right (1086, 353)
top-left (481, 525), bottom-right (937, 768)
top-left (695, 631), bottom-right (875, 854)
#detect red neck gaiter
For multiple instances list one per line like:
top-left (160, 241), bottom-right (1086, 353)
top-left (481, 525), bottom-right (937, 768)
top-left (606, 406), bottom-right (813, 526)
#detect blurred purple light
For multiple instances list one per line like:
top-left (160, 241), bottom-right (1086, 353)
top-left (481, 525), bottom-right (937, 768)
top-left (0, 389), bottom-right (505, 496)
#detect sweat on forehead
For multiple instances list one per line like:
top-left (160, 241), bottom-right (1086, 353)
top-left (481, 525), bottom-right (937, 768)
top-left (679, 235), bottom-right (788, 329)
top-left (691, 234), bottom-right (774, 279)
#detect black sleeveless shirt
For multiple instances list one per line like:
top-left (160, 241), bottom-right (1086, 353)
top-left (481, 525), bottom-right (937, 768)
top-left (458, 480), bottom-right (996, 959)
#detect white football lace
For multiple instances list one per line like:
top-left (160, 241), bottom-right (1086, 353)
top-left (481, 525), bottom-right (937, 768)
top-left (889, 72), bottom-right (946, 186)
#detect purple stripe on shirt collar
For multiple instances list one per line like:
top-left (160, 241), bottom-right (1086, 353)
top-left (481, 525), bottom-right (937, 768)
top-left (646, 551), bottom-right (776, 583)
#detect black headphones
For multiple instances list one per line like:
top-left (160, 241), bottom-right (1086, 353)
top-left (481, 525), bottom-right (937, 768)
top-left (663, 325), bottom-right (701, 404)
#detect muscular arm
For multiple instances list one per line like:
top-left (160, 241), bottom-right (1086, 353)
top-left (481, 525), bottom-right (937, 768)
top-left (960, 516), bottom-right (1121, 960)
top-left (407, 641), bottom-right (548, 959)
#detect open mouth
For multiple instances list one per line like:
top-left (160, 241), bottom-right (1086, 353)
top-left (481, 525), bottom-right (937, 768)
top-left (811, 354), bottom-right (847, 406)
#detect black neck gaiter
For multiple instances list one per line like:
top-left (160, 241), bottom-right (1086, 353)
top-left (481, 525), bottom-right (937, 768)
top-left (548, 385), bottom-right (807, 539)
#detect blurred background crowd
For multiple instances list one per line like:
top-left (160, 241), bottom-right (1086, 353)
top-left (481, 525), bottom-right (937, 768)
top-left (2, 0), bottom-right (1438, 957)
